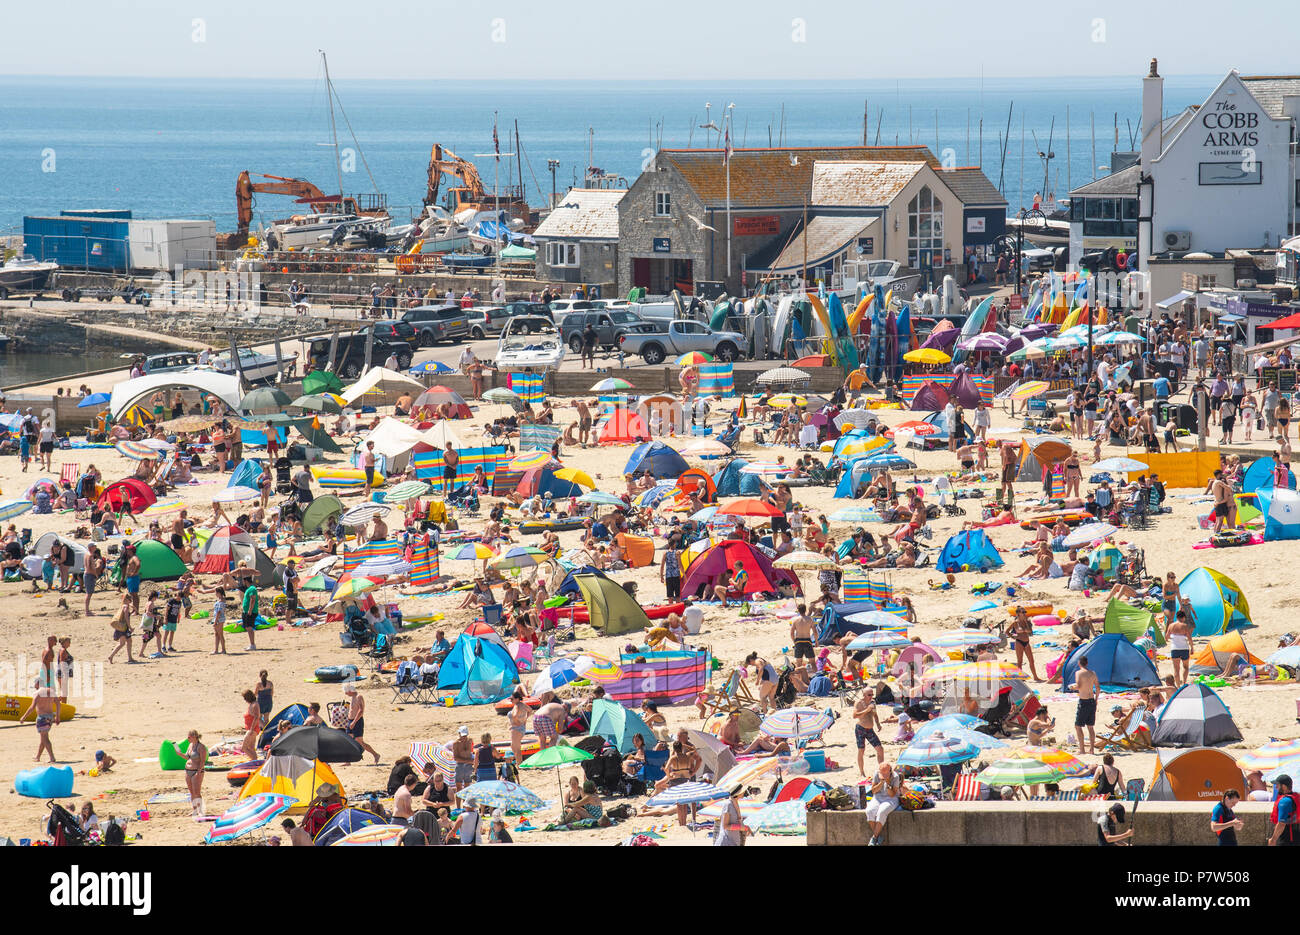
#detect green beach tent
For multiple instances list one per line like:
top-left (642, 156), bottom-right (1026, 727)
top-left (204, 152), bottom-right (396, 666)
top-left (573, 573), bottom-right (650, 636)
top-left (587, 698), bottom-right (657, 755)
top-left (1103, 600), bottom-right (1161, 646)
top-left (302, 495), bottom-right (344, 535)
top-left (112, 540), bottom-right (187, 584)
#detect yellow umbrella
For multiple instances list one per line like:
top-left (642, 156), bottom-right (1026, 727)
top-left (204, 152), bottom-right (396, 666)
top-left (769, 393), bottom-right (807, 409)
top-left (326, 576), bottom-right (381, 607)
top-left (552, 467), bottom-right (594, 489)
top-left (509, 450), bottom-right (554, 471)
top-left (903, 348), bottom-right (952, 365)
top-left (1008, 381), bottom-right (1050, 401)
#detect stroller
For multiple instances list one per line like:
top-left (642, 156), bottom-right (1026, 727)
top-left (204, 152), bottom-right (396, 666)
top-left (773, 665), bottom-right (798, 708)
top-left (279, 493), bottom-right (302, 524)
top-left (274, 457), bottom-right (293, 494)
top-left (47, 801), bottom-right (90, 846)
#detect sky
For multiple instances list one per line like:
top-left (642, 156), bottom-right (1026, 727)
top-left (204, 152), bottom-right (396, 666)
top-left (1, 0), bottom-right (1294, 80)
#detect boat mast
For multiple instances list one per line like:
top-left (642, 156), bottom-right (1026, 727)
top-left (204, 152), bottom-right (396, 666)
top-left (320, 50), bottom-right (344, 200)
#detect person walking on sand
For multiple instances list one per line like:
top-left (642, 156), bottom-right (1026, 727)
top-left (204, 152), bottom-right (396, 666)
top-left (122, 545), bottom-right (142, 614)
top-left (107, 593), bottom-right (134, 664)
top-left (20, 679), bottom-right (60, 763)
top-left (83, 545), bottom-right (104, 617)
top-left (853, 688), bottom-right (886, 775)
top-left (241, 580), bottom-right (260, 651)
top-left (343, 686), bottom-right (380, 764)
top-left (184, 729), bottom-right (207, 817)
top-left (1010, 606), bottom-right (1042, 680)
top-left (1166, 610), bottom-right (1193, 687)
top-left (507, 688), bottom-right (529, 765)
top-left (211, 588), bottom-right (228, 654)
top-left (1069, 654), bottom-right (1099, 754)
top-left (255, 670), bottom-right (274, 728)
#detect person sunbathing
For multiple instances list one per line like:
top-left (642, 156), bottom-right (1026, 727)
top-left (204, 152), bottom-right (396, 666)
top-left (863, 542), bottom-right (919, 569)
top-left (967, 504), bottom-right (1017, 528)
top-left (736, 734), bottom-right (791, 757)
top-left (1017, 542), bottom-right (1055, 578)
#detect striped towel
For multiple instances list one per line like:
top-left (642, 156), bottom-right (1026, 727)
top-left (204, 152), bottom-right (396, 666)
top-left (507, 372), bottom-right (545, 405)
top-left (697, 362), bottom-right (734, 398)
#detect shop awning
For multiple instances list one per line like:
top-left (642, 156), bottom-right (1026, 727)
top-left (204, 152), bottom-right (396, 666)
top-left (762, 216), bottom-right (879, 274)
top-left (1256, 312), bottom-right (1300, 330)
top-left (1156, 290), bottom-right (1195, 309)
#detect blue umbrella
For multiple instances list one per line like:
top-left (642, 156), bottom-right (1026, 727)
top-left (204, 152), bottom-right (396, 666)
top-left (645, 781), bottom-right (730, 807)
top-left (844, 610), bottom-right (907, 629)
top-left (204, 793), bottom-right (295, 843)
top-left (457, 779), bottom-right (547, 812)
top-left (932, 727), bottom-right (1007, 751)
top-left (845, 631), bottom-right (912, 651)
top-left (897, 733), bottom-right (982, 767)
top-left (689, 506), bottom-right (719, 522)
top-left (914, 714), bottom-right (986, 737)
top-left (1264, 757), bottom-right (1300, 782)
top-left (408, 360), bottom-right (454, 375)
top-left (77, 392), bottom-right (111, 409)
top-left (1266, 646), bottom-right (1300, 668)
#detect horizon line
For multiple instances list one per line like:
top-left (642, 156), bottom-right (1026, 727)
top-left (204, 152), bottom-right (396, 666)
top-left (0, 71), bottom-right (1229, 83)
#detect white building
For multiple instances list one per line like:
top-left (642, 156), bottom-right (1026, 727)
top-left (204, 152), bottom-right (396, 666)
top-left (1069, 61), bottom-right (1299, 272)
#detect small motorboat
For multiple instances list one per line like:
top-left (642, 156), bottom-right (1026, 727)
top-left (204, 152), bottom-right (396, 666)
top-left (495, 316), bottom-right (564, 371)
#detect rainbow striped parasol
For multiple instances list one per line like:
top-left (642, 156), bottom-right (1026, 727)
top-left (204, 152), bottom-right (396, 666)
top-left (204, 793), bottom-right (296, 843)
top-left (332, 824), bottom-right (406, 845)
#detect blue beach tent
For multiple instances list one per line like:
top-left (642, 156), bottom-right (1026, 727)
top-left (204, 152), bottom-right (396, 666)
top-left (437, 635), bottom-right (520, 705)
top-left (1242, 457), bottom-right (1295, 495)
top-left (1060, 633), bottom-right (1161, 691)
top-left (713, 459), bottom-right (763, 497)
top-left (624, 441), bottom-right (689, 479)
top-left (936, 530), bottom-right (1003, 573)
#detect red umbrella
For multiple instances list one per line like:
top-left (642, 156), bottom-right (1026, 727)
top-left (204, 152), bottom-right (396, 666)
top-left (715, 497), bottom-right (782, 518)
top-left (887, 420), bottom-right (940, 438)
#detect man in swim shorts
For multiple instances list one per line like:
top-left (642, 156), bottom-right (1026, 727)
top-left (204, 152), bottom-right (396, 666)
top-left (1070, 654), bottom-right (1099, 754)
top-left (790, 604), bottom-right (816, 663)
top-left (122, 545), bottom-right (142, 613)
top-left (343, 686), bottom-right (380, 764)
top-left (853, 689), bottom-right (885, 775)
top-left (21, 679), bottom-right (60, 763)
top-left (533, 699), bottom-right (568, 749)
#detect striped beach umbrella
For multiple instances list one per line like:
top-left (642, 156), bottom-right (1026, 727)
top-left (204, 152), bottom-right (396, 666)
top-left (352, 556), bottom-right (412, 578)
top-left (919, 660), bottom-right (967, 683)
top-left (457, 780), bottom-right (546, 813)
top-left (1007, 380), bottom-right (1050, 401)
top-left (211, 485), bottom-right (261, 504)
top-left (744, 799), bottom-right (808, 836)
top-left (204, 793), bottom-right (295, 844)
top-left (1013, 746), bottom-right (1090, 778)
top-left (646, 781), bottom-right (729, 807)
top-left (509, 449), bottom-right (554, 471)
top-left (930, 631), bottom-right (1000, 648)
top-left (844, 610), bottom-right (908, 630)
top-left (327, 575), bottom-right (382, 603)
top-left (339, 503), bottom-right (392, 526)
top-left (740, 461), bottom-right (794, 477)
top-left (114, 440), bottom-right (156, 461)
top-left (774, 550), bottom-right (836, 571)
top-left (142, 497), bottom-right (185, 517)
top-left (590, 377), bottom-right (634, 391)
top-left (633, 482), bottom-right (675, 507)
top-left (758, 707), bottom-right (834, 740)
top-left (448, 541), bottom-right (497, 561)
top-left (768, 393), bottom-right (807, 409)
top-left (492, 545), bottom-right (550, 572)
top-left (845, 631), bottom-right (913, 651)
top-left (829, 505), bottom-right (882, 524)
top-left (977, 757), bottom-right (1066, 786)
top-left (332, 824), bottom-right (406, 846)
top-left (573, 652), bottom-right (622, 683)
top-left (1236, 739), bottom-right (1300, 771)
top-left (717, 757), bottom-right (784, 791)
top-left (675, 352), bottom-right (713, 366)
top-left (383, 481), bottom-right (432, 503)
top-left (945, 661), bottom-right (1030, 682)
top-left (409, 741), bottom-right (457, 779)
top-left (897, 732), bottom-right (982, 766)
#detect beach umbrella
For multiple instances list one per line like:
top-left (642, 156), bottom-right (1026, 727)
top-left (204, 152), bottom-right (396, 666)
top-left (914, 715), bottom-right (986, 737)
top-left (1262, 758), bottom-right (1300, 782)
top-left (633, 482), bottom-right (676, 508)
top-left (509, 450), bottom-right (554, 471)
top-left (1236, 739), bottom-right (1300, 771)
top-left (1063, 522), bottom-right (1118, 548)
top-left (408, 360), bottom-right (455, 375)
top-left (921, 327), bottom-right (962, 350)
top-left (240, 387), bottom-right (293, 415)
top-left (77, 392), bottom-right (111, 409)
top-left (903, 348), bottom-right (951, 365)
top-left (1017, 322), bottom-right (1057, 340)
top-left (768, 393), bottom-right (807, 409)
top-left (845, 631), bottom-right (913, 651)
top-left (571, 652), bottom-right (622, 683)
top-left (532, 658), bottom-right (583, 694)
top-left (142, 498), bottom-right (185, 517)
top-left (1007, 342), bottom-right (1047, 361)
top-left (1095, 330), bottom-right (1143, 345)
top-left (301, 573), bottom-right (338, 592)
top-left (1093, 457), bottom-right (1148, 474)
top-left (1007, 380), bottom-right (1050, 401)
top-left (483, 387), bottom-right (524, 412)
top-left (740, 461), bottom-right (794, 477)
top-left (383, 481), bottom-right (432, 503)
top-left (332, 825), bottom-right (406, 846)
top-left (959, 332), bottom-right (1008, 352)
top-left (269, 725), bottom-right (366, 763)
top-left (977, 757), bottom-right (1066, 786)
top-left (755, 366), bottom-right (811, 387)
top-left (409, 741), bottom-right (457, 779)
top-left (211, 485), bottom-right (261, 504)
top-left (844, 610), bottom-right (908, 629)
top-left (292, 393), bottom-right (344, 414)
top-left (447, 542), bottom-right (496, 561)
top-left (930, 631), bottom-right (999, 647)
top-left (681, 439), bottom-right (732, 456)
top-left (552, 468), bottom-right (594, 489)
top-left (302, 370), bottom-right (344, 395)
top-left (774, 550), bottom-right (836, 571)
top-left (829, 505), bottom-right (882, 523)
top-left (1013, 747), bottom-right (1091, 778)
top-left (715, 497), bottom-right (782, 518)
top-left (457, 780), bottom-right (546, 813)
top-left (204, 793), bottom-right (296, 844)
top-left (969, 599), bottom-right (999, 613)
top-left (520, 743), bottom-right (595, 798)
top-left (645, 781), bottom-right (730, 807)
top-left (945, 661), bottom-right (1030, 682)
top-left (898, 732), bottom-right (982, 766)
top-left (327, 576), bottom-right (381, 604)
top-left (590, 377), bottom-right (634, 391)
top-left (744, 799), bottom-right (807, 836)
top-left (577, 491), bottom-right (625, 507)
top-left (676, 352), bottom-right (714, 366)
top-left (716, 757), bottom-right (784, 792)
top-left (689, 506), bottom-right (718, 523)
top-left (758, 707), bottom-right (835, 740)
top-left (834, 410), bottom-right (874, 430)
top-left (114, 440), bottom-right (156, 461)
top-left (862, 453), bottom-right (916, 471)
top-left (939, 728), bottom-right (1008, 751)
top-left (339, 503), bottom-right (392, 526)
top-left (352, 556), bottom-right (412, 577)
top-left (1266, 646), bottom-right (1300, 668)
top-left (492, 545), bottom-right (551, 572)
top-left (919, 660), bottom-right (967, 682)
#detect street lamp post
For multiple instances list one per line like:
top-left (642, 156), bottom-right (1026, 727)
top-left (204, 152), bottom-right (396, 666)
top-left (547, 159), bottom-right (560, 209)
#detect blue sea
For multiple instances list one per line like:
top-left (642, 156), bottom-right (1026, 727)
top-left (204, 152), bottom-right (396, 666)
top-left (0, 75), bottom-right (1217, 233)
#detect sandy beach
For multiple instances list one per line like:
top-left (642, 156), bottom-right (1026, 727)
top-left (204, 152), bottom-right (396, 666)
top-left (0, 381), bottom-right (1293, 847)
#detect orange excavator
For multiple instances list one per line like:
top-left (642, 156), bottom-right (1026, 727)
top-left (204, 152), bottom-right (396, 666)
top-left (424, 144), bottom-right (531, 222)
top-left (230, 171), bottom-right (386, 245)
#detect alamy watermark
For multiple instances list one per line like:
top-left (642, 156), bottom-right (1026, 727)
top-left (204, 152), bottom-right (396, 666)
top-left (1, 655), bottom-right (104, 710)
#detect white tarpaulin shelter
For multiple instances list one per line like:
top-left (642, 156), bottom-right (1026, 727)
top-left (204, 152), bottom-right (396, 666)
top-left (110, 371), bottom-right (243, 420)
top-left (340, 367), bottom-right (426, 406)
top-left (358, 417), bottom-right (464, 473)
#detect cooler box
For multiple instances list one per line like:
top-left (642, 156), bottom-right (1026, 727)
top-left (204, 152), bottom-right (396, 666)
top-left (802, 750), bottom-right (826, 773)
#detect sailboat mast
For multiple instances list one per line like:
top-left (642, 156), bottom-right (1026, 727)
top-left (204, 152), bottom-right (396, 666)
top-left (515, 118), bottom-right (524, 203)
top-left (320, 50), bottom-right (344, 199)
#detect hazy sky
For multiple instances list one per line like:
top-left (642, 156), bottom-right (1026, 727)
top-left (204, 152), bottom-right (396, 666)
top-left (1, 0), bottom-right (1294, 80)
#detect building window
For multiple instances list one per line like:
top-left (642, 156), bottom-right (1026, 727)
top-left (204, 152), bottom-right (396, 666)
top-left (654, 192), bottom-right (672, 217)
top-left (907, 185), bottom-right (944, 268)
top-left (1079, 196), bottom-right (1138, 238)
top-left (545, 242), bottom-right (580, 268)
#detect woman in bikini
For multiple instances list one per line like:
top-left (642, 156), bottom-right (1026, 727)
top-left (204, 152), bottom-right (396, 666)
top-left (184, 729), bottom-right (207, 816)
top-left (1276, 396), bottom-right (1292, 442)
top-left (240, 689), bottom-right (261, 760)
top-left (1010, 606), bottom-right (1041, 680)
top-left (1063, 451), bottom-right (1082, 499)
top-left (1162, 571), bottom-right (1182, 627)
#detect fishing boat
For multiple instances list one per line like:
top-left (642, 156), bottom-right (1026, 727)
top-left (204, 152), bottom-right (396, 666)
top-left (0, 254), bottom-right (58, 299)
top-left (271, 212), bottom-right (385, 251)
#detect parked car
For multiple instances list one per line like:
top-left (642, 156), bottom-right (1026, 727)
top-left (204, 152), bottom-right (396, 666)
top-left (400, 305), bottom-right (471, 345)
top-left (619, 320), bottom-right (745, 365)
top-left (466, 302), bottom-right (554, 339)
top-left (495, 316), bottom-right (565, 371)
top-left (546, 298), bottom-right (598, 322)
top-left (355, 321), bottom-right (418, 349)
top-left (559, 310), bottom-right (659, 353)
top-left (306, 333), bottom-right (412, 379)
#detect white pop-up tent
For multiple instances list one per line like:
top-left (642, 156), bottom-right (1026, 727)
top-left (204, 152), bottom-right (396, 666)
top-left (356, 417), bottom-right (464, 473)
top-left (110, 371), bottom-right (243, 420)
top-left (339, 367), bottom-right (426, 406)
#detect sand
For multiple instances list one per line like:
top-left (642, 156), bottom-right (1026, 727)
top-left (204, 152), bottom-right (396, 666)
top-left (0, 385), bottom-right (1293, 847)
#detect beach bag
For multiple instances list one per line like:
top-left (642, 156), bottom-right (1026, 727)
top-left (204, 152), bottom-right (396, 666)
top-left (899, 787), bottom-right (926, 812)
top-left (102, 819), bottom-right (126, 846)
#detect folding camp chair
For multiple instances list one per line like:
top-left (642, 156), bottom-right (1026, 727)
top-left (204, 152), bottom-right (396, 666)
top-left (697, 669), bottom-right (756, 718)
top-left (362, 632), bottom-right (394, 671)
top-left (59, 463), bottom-right (80, 487)
top-left (1099, 709), bottom-right (1151, 751)
top-left (480, 603), bottom-right (504, 631)
top-left (391, 660), bottom-right (423, 703)
top-left (950, 773), bottom-right (985, 801)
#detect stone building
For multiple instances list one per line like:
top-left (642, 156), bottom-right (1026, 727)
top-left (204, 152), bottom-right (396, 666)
top-left (531, 187), bottom-right (624, 291)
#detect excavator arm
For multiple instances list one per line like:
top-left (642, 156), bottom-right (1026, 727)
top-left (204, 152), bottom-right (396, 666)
top-left (424, 144), bottom-right (487, 207)
top-left (235, 171), bottom-right (340, 235)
